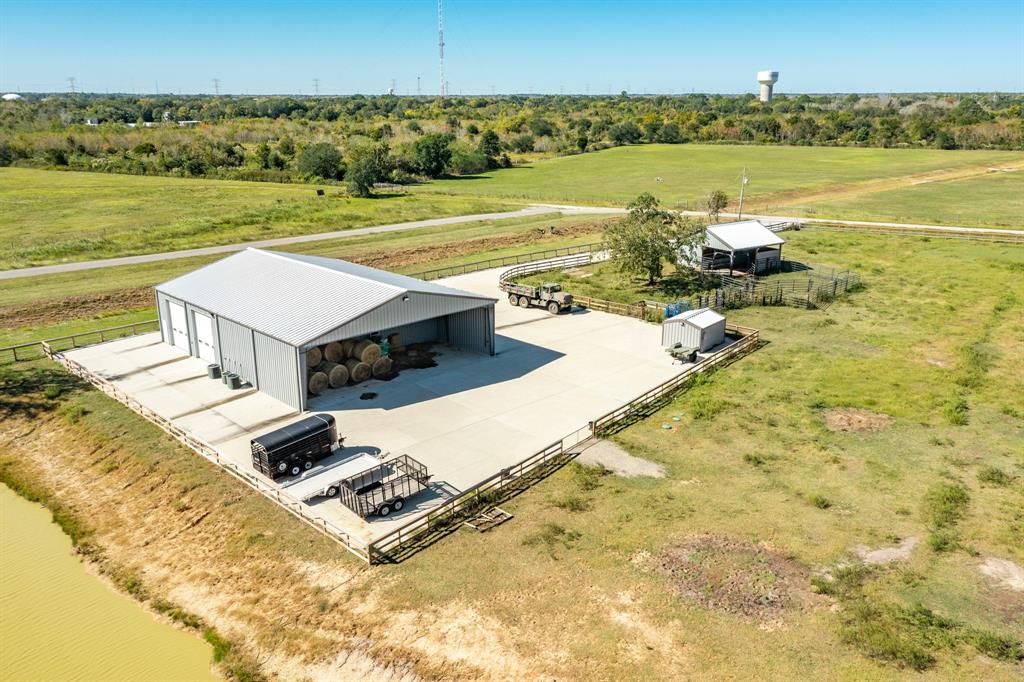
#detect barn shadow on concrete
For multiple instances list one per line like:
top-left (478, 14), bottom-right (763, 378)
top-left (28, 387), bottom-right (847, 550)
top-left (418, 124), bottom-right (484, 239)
top-left (308, 335), bottom-right (564, 412)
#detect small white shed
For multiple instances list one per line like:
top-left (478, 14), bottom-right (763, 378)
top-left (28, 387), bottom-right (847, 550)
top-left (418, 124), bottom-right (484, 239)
top-left (661, 308), bottom-right (726, 351)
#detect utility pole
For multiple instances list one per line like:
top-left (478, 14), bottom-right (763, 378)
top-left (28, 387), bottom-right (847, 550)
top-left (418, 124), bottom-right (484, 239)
top-left (67, 77), bottom-right (77, 94)
top-left (212, 78), bottom-right (221, 95)
top-left (437, 0), bottom-right (446, 97)
top-left (416, 75), bottom-right (421, 96)
top-left (313, 78), bottom-right (319, 95)
top-left (737, 168), bottom-right (749, 220)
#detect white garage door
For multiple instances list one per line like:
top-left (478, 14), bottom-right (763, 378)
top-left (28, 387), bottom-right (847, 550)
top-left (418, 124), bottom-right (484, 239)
top-left (193, 312), bottom-right (216, 363)
top-left (167, 301), bottom-right (190, 352)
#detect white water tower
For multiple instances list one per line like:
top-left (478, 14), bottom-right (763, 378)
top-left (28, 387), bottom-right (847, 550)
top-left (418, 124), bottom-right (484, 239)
top-left (757, 70), bottom-right (779, 103)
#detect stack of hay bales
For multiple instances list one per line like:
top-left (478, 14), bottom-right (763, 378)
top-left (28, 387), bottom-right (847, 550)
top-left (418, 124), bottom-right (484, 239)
top-left (305, 337), bottom-right (393, 395)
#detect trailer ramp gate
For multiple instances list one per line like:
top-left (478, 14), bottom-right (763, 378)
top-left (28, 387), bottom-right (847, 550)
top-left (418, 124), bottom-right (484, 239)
top-left (338, 455), bottom-right (431, 518)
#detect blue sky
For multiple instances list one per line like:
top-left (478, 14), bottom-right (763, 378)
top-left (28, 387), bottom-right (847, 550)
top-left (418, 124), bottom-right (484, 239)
top-left (1, 0), bottom-right (1021, 95)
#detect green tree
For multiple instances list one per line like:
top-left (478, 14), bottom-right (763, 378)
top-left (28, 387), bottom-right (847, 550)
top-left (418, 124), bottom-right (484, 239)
top-left (608, 121), bottom-right (642, 145)
top-left (604, 193), bottom-right (704, 284)
top-left (411, 133), bottom-right (454, 177)
top-left (345, 141), bottom-right (392, 197)
top-left (297, 142), bottom-right (343, 179)
top-left (575, 133), bottom-right (588, 153)
top-left (477, 129), bottom-right (501, 157)
top-left (704, 189), bottom-right (728, 222)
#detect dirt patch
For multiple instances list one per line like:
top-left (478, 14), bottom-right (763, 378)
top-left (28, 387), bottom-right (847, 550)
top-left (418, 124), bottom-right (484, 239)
top-left (824, 408), bottom-right (893, 433)
top-left (576, 440), bottom-right (665, 478)
top-left (656, 535), bottom-right (813, 623)
top-left (0, 287), bottom-right (153, 329)
top-left (854, 536), bottom-right (919, 565)
top-left (980, 557), bottom-right (1024, 592)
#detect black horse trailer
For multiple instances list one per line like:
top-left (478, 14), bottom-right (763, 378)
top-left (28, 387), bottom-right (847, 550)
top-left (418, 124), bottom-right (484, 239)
top-left (338, 455), bottom-right (430, 518)
top-left (251, 414), bottom-right (340, 480)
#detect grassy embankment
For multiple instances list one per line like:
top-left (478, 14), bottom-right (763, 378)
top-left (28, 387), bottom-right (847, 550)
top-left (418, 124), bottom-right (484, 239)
top-left (0, 167), bottom-right (520, 269)
top-left (2, 229), bottom-right (1021, 680)
top-left (421, 144), bottom-right (1024, 228)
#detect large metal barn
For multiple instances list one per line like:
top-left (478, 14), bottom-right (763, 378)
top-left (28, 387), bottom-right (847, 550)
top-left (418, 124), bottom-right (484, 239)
top-left (155, 248), bottom-right (496, 411)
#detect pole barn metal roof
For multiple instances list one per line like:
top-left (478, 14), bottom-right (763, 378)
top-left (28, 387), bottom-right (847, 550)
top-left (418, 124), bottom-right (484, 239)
top-left (705, 220), bottom-right (785, 252)
top-left (156, 248), bottom-right (495, 347)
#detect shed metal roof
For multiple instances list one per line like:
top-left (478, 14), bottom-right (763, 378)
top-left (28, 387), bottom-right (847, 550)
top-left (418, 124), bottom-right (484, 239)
top-left (706, 220), bottom-right (785, 252)
top-left (156, 248), bottom-right (494, 346)
top-left (665, 307), bottom-right (725, 329)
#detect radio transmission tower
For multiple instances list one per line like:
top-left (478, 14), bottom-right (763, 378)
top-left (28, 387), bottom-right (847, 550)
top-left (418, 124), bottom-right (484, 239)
top-left (437, 0), bottom-right (446, 98)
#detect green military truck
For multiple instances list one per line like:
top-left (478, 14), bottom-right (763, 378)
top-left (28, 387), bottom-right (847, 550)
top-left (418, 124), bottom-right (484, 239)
top-left (504, 282), bottom-right (573, 314)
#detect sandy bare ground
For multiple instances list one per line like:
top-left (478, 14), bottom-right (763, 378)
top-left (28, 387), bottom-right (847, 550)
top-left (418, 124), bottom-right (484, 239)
top-left (0, 412), bottom-right (544, 681)
top-left (854, 536), bottom-right (919, 565)
top-left (980, 558), bottom-right (1024, 593)
top-left (824, 408), bottom-right (893, 433)
top-left (576, 440), bottom-right (666, 478)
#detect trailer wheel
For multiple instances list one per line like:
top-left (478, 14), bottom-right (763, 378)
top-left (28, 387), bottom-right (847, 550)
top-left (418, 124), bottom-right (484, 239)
top-left (376, 503), bottom-right (392, 517)
top-left (326, 485), bottom-right (338, 498)
top-left (303, 460), bottom-right (313, 471)
top-left (508, 294), bottom-right (519, 306)
top-left (518, 296), bottom-right (530, 308)
top-left (391, 497), bottom-right (405, 511)
top-left (290, 464), bottom-right (301, 477)
top-left (547, 301), bottom-right (560, 314)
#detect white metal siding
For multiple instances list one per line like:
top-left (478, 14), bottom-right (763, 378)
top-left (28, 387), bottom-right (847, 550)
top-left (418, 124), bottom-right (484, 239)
top-left (217, 317), bottom-right (257, 385)
top-left (384, 318), bottom-right (444, 347)
top-left (447, 306), bottom-right (494, 355)
top-left (253, 332), bottom-right (301, 410)
top-left (303, 293), bottom-right (490, 349)
top-left (700, 319), bottom-right (726, 351)
top-left (661, 317), bottom-right (725, 351)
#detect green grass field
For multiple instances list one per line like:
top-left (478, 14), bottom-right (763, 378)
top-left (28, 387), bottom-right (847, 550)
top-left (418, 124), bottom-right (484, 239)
top-left (0, 168), bottom-right (518, 269)
top-left (778, 170), bottom-right (1024, 228)
top-left (422, 144), bottom-right (1024, 212)
top-left (5, 229), bottom-right (1020, 679)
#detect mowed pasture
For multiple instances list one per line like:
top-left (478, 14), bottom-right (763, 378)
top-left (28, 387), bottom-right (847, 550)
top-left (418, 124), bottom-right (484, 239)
top-left (778, 170), bottom-right (1024, 229)
top-left (0, 168), bottom-right (516, 269)
top-left (4, 229), bottom-right (1021, 680)
top-left (423, 144), bottom-right (1024, 222)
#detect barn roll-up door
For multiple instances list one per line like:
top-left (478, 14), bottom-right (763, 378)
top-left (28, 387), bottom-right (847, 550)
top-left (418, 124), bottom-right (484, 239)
top-left (167, 300), bottom-right (190, 352)
top-left (193, 312), bottom-right (217, 363)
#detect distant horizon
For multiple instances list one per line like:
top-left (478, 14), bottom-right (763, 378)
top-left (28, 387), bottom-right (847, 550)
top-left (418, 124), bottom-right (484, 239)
top-left (2, 1), bottom-right (1021, 95)
top-left (4, 90), bottom-right (1020, 98)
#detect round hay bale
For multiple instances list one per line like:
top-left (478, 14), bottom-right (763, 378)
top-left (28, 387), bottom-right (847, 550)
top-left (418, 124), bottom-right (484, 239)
top-left (353, 339), bottom-right (381, 364)
top-left (307, 371), bottom-right (328, 395)
top-left (341, 339), bottom-right (356, 358)
top-left (306, 346), bottom-right (323, 368)
top-left (371, 356), bottom-right (393, 378)
top-left (322, 362), bottom-right (349, 388)
top-left (323, 341), bottom-right (344, 363)
top-left (345, 359), bottom-right (371, 383)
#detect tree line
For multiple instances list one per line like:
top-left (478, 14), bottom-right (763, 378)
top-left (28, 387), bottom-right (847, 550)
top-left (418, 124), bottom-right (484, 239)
top-left (1, 92), bottom-right (1020, 191)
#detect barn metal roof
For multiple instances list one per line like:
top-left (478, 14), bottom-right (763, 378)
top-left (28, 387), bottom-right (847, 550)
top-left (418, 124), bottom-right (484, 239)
top-left (705, 220), bottom-right (785, 252)
top-left (156, 248), bottom-right (494, 346)
top-left (664, 307), bottom-right (725, 329)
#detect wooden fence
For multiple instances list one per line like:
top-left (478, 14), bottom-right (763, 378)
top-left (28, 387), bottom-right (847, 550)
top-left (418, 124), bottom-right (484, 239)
top-left (409, 242), bottom-right (602, 281)
top-left (366, 323), bottom-right (760, 563)
top-left (50, 350), bottom-right (374, 563)
top-left (1, 319), bottom-right (160, 365)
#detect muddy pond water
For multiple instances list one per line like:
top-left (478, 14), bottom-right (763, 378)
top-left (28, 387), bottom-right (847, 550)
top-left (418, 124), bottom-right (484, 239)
top-left (1, 484), bottom-right (217, 681)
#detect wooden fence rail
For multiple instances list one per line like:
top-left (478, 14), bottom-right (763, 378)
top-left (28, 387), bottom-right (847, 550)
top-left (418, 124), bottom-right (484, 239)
top-left (1, 319), bottom-right (160, 365)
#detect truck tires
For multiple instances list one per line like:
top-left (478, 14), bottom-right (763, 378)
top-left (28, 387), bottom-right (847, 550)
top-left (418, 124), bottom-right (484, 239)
top-left (277, 462), bottom-right (287, 473)
top-left (326, 485), bottom-right (339, 498)
top-left (303, 460), bottom-right (313, 471)
top-left (547, 301), bottom-right (560, 314)
top-left (290, 464), bottom-right (302, 477)
top-left (508, 294), bottom-right (519, 306)
top-left (518, 297), bottom-right (530, 308)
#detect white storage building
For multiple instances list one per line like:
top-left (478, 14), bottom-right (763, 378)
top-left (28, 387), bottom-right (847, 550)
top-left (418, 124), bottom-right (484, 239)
top-left (680, 220), bottom-right (785, 274)
top-left (155, 248), bottom-right (496, 411)
top-left (661, 308), bottom-right (726, 352)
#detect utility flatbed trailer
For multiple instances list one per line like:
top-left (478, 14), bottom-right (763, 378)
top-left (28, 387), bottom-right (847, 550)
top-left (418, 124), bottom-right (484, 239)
top-left (338, 454), bottom-right (431, 518)
top-left (281, 452), bottom-right (384, 501)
